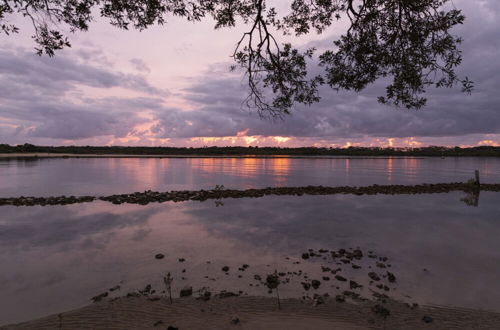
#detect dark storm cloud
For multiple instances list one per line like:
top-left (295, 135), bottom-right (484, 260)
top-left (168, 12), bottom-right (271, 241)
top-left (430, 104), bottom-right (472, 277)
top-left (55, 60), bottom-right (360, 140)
top-left (0, 47), bottom-right (167, 140)
top-left (0, 48), bottom-right (166, 96)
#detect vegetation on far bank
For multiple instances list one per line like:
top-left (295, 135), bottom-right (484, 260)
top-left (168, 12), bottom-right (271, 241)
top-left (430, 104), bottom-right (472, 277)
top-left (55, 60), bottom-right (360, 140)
top-left (1, 144), bottom-right (499, 157)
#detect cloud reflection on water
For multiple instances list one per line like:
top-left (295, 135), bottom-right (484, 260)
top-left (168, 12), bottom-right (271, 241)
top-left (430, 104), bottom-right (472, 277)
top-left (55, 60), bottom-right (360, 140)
top-left (1, 193), bottom-right (500, 325)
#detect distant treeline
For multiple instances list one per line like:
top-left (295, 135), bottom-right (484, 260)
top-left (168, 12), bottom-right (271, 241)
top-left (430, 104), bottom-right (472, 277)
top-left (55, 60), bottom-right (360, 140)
top-left (1, 143), bottom-right (500, 157)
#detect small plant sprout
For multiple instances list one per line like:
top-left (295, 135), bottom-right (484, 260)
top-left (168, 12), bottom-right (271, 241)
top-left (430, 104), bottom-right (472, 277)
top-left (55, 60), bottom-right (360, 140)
top-left (266, 270), bottom-right (281, 309)
top-left (163, 272), bottom-right (173, 304)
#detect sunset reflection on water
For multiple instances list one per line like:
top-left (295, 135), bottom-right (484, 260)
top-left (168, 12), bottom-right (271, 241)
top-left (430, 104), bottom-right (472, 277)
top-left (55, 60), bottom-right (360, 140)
top-left (1, 156), bottom-right (500, 197)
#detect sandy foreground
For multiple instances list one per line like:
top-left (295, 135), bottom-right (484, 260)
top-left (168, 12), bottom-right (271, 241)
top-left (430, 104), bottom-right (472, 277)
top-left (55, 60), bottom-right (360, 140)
top-left (2, 296), bottom-right (500, 330)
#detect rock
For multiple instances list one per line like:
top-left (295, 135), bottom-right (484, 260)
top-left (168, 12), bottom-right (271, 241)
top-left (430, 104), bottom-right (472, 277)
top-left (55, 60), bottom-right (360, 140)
top-left (167, 327), bottom-right (179, 330)
top-left (179, 286), bottom-right (192, 297)
top-left (197, 291), bottom-right (211, 301)
top-left (373, 292), bottom-right (388, 300)
top-left (301, 282), bottom-right (311, 290)
top-left (91, 292), bottom-right (108, 302)
top-left (349, 280), bottom-right (362, 289)
top-left (368, 272), bottom-right (381, 281)
top-left (352, 264), bottom-right (361, 269)
top-left (372, 304), bottom-right (390, 318)
top-left (153, 320), bottom-right (164, 327)
top-left (231, 317), bottom-right (240, 324)
top-left (126, 292), bottom-right (140, 298)
top-left (139, 284), bottom-right (152, 295)
top-left (222, 266), bottom-right (230, 272)
top-left (335, 275), bottom-right (347, 282)
top-left (155, 254), bottom-right (165, 259)
top-left (331, 268), bottom-right (341, 274)
top-left (335, 295), bottom-right (345, 303)
top-left (301, 253), bottom-right (310, 259)
top-left (313, 294), bottom-right (325, 305)
top-left (352, 249), bottom-right (363, 260)
top-left (387, 271), bottom-right (396, 283)
top-left (322, 276), bottom-right (330, 281)
top-left (178, 258), bottom-right (185, 262)
top-left (218, 291), bottom-right (238, 298)
top-left (109, 285), bottom-right (120, 292)
top-left (422, 315), bottom-right (434, 323)
top-left (311, 280), bottom-right (321, 289)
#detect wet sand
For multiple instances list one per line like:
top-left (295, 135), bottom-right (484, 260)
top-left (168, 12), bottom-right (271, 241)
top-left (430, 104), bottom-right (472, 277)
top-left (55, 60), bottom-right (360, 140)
top-left (3, 296), bottom-right (500, 330)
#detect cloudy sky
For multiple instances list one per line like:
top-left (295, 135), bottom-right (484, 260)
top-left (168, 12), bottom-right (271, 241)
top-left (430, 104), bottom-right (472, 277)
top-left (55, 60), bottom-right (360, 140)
top-left (1, 0), bottom-right (499, 148)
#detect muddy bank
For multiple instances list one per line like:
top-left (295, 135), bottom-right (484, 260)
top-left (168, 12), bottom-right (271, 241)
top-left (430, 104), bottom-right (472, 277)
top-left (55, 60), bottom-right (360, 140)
top-left (3, 295), bottom-right (500, 330)
top-left (0, 182), bottom-right (497, 206)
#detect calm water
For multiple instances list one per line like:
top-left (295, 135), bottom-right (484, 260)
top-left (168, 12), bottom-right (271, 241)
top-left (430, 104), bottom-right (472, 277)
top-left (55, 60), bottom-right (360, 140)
top-left (1, 157), bottom-right (500, 197)
top-left (1, 157), bottom-right (500, 325)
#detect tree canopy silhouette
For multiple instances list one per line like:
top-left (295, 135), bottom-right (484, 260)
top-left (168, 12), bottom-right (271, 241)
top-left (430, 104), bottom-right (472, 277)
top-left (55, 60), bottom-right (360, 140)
top-left (1, 0), bottom-right (472, 116)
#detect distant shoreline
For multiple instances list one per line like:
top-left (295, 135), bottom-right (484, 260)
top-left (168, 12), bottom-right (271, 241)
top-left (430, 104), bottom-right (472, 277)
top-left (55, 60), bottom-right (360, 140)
top-left (1, 144), bottom-right (500, 157)
top-left (0, 153), bottom-right (429, 159)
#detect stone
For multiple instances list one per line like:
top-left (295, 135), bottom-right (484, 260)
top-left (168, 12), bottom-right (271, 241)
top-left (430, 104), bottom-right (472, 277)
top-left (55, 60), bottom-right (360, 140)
top-left (109, 285), bottom-right (120, 292)
top-left (179, 286), bottom-right (192, 297)
top-left (387, 271), bottom-right (396, 283)
top-left (368, 272), bottom-right (381, 281)
top-left (372, 304), bottom-right (390, 318)
top-left (91, 292), bottom-right (108, 302)
top-left (422, 315), bottom-right (434, 323)
top-left (335, 275), bottom-right (347, 282)
top-left (218, 291), bottom-right (238, 298)
top-left (154, 254), bottom-right (164, 259)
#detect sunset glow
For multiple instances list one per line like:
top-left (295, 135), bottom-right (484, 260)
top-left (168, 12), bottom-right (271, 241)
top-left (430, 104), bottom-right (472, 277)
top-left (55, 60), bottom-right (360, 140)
top-left (0, 0), bottom-right (499, 148)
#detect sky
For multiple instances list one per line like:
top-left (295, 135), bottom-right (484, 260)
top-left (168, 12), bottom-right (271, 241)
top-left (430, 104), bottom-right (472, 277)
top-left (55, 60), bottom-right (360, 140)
top-left (0, 0), bottom-right (500, 148)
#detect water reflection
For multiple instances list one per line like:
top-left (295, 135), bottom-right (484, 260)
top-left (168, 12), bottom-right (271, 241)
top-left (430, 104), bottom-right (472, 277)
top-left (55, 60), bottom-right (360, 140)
top-left (1, 193), bottom-right (500, 324)
top-left (2, 157), bottom-right (500, 197)
top-left (460, 189), bottom-right (480, 207)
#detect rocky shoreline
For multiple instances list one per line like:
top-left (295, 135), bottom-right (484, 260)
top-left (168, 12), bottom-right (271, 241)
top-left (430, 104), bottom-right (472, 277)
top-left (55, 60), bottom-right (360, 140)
top-left (1, 182), bottom-right (497, 207)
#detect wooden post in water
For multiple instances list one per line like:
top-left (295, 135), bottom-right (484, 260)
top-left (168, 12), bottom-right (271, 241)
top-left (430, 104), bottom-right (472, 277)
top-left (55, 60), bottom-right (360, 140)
top-left (475, 170), bottom-right (480, 186)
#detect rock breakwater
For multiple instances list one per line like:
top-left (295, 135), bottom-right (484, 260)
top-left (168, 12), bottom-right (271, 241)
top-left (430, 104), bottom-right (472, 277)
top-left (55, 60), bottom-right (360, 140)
top-left (1, 182), bottom-right (498, 207)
